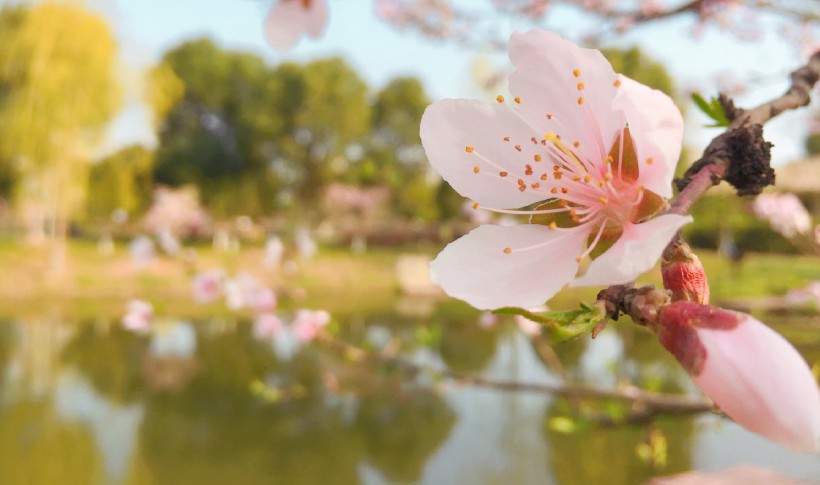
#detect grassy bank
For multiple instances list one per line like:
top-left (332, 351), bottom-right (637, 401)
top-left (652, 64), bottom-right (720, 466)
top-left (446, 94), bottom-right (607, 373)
top-left (0, 238), bottom-right (817, 319)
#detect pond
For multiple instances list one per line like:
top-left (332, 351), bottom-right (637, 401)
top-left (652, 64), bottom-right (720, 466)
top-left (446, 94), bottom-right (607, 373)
top-left (0, 302), bottom-right (818, 485)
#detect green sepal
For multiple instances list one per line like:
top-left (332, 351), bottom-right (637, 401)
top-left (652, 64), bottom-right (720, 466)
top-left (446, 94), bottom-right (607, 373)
top-left (494, 301), bottom-right (608, 343)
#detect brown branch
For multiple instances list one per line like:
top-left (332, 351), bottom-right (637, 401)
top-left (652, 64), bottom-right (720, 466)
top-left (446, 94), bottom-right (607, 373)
top-left (320, 334), bottom-right (714, 420)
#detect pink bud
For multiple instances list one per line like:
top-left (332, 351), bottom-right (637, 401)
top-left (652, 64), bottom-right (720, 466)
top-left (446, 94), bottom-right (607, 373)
top-left (661, 241), bottom-right (710, 304)
top-left (655, 301), bottom-right (820, 452)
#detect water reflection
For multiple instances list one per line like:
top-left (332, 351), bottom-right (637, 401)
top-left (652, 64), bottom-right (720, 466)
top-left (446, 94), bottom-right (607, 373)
top-left (0, 306), bottom-right (817, 485)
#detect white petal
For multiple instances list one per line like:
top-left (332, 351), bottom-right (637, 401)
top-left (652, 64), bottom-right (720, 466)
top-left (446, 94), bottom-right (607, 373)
top-left (507, 30), bottom-right (621, 165)
top-left (430, 224), bottom-right (589, 310)
top-left (612, 75), bottom-right (684, 199)
top-left (420, 98), bottom-right (552, 208)
top-left (696, 316), bottom-right (820, 452)
top-left (572, 214), bottom-right (692, 287)
top-left (264, 0), bottom-right (328, 51)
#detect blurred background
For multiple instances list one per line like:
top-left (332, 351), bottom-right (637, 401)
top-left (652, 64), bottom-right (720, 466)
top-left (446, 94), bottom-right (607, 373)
top-left (0, 0), bottom-right (818, 484)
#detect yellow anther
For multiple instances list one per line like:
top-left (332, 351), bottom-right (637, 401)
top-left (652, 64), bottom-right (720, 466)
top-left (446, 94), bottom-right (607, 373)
top-left (646, 157), bottom-right (654, 165)
top-left (561, 187), bottom-right (569, 194)
top-left (534, 154), bottom-right (542, 162)
top-left (604, 173), bottom-right (612, 181)
top-left (499, 171), bottom-right (508, 177)
top-left (577, 82), bottom-right (584, 90)
top-left (549, 222), bottom-right (557, 230)
top-left (573, 176), bottom-right (581, 182)
top-left (531, 182), bottom-right (540, 189)
top-left (514, 97), bottom-right (521, 104)
top-left (575, 256), bottom-right (582, 262)
top-left (515, 145), bottom-right (522, 152)
top-left (473, 165), bottom-right (480, 174)
top-left (503, 247), bottom-right (512, 254)
top-left (583, 175), bottom-right (591, 183)
top-left (546, 114), bottom-right (553, 120)
top-left (503, 136), bottom-right (510, 141)
top-left (496, 95), bottom-right (504, 103)
top-left (472, 202), bottom-right (479, 209)
top-left (465, 146), bottom-right (474, 153)
top-left (540, 173), bottom-right (548, 181)
top-left (613, 79), bottom-right (621, 87)
top-left (599, 197), bottom-right (608, 204)
top-left (550, 187), bottom-right (558, 194)
top-left (573, 141), bottom-right (580, 148)
top-left (545, 132), bottom-right (557, 141)
top-left (577, 97), bottom-right (585, 105)
top-left (573, 69), bottom-right (581, 77)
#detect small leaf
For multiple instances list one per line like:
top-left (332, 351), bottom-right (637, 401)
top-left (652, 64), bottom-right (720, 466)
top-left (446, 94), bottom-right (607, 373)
top-left (495, 301), bottom-right (609, 343)
top-left (691, 92), bottom-right (730, 127)
top-left (691, 92), bottom-right (713, 117)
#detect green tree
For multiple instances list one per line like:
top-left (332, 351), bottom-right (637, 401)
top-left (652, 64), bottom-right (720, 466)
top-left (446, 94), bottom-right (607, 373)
top-left (85, 145), bottom-right (155, 223)
top-left (0, 2), bottom-right (121, 269)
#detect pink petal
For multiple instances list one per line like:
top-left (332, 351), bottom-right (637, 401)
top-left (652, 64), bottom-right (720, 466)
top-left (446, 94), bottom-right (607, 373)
top-left (429, 224), bottom-right (589, 310)
top-left (507, 30), bottom-right (621, 165)
top-left (612, 75), bottom-right (683, 199)
top-left (264, 0), bottom-right (328, 51)
top-left (253, 313), bottom-right (284, 340)
top-left (572, 214), bottom-right (692, 287)
top-left (695, 314), bottom-right (820, 452)
top-left (420, 99), bottom-right (550, 209)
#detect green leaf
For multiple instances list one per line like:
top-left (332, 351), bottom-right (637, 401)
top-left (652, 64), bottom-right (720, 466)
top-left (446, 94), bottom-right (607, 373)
top-left (494, 301), bottom-right (608, 343)
top-left (691, 92), bottom-right (730, 127)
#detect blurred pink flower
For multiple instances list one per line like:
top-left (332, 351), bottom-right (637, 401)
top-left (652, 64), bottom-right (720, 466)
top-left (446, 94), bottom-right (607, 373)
top-left (250, 287), bottom-right (277, 313)
top-left (143, 186), bottom-right (209, 239)
top-left (253, 313), bottom-right (284, 340)
top-left (785, 281), bottom-right (820, 308)
top-left (655, 301), bottom-right (820, 452)
top-left (421, 30), bottom-right (689, 310)
top-left (264, 0), bottom-right (328, 51)
top-left (192, 269), bottom-right (224, 304)
top-left (751, 193), bottom-right (812, 238)
top-left (224, 272), bottom-right (276, 312)
top-left (292, 309), bottom-right (331, 342)
top-left (122, 300), bottom-right (154, 334)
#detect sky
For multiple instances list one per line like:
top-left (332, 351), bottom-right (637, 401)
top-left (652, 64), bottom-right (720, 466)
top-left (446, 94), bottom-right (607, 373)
top-left (81, 0), bottom-right (819, 166)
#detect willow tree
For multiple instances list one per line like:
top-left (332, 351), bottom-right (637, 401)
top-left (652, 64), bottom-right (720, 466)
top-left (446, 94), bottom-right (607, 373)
top-left (0, 2), bottom-right (121, 270)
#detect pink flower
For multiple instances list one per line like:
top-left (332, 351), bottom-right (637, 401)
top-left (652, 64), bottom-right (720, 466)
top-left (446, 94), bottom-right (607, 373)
top-left (122, 299), bottom-right (154, 334)
top-left (192, 269), bottom-right (224, 304)
top-left (253, 313), bottom-right (284, 340)
top-left (264, 0), bottom-right (328, 51)
top-left (420, 30), bottom-right (689, 310)
top-left (655, 301), bottom-right (820, 452)
top-left (291, 309), bottom-right (331, 342)
top-left (751, 193), bottom-right (812, 238)
top-left (249, 287), bottom-right (277, 313)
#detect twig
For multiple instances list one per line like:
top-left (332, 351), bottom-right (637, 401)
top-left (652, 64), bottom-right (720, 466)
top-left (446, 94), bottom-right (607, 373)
top-left (320, 335), bottom-right (714, 420)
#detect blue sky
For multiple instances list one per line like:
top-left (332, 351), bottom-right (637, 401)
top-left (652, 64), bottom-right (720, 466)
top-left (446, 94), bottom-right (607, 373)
top-left (85, 0), bottom-right (817, 165)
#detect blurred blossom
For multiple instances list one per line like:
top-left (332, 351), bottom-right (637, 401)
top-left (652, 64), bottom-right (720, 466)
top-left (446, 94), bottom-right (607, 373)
top-left (224, 272), bottom-right (274, 311)
top-left (143, 186), bottom-right (209, 239)
top-left (128, 235), bottom-right (155, 269)
top-left (292, 309), bottom-right (331, 342)
top-left (264, 0), bottom-right (328, 51)
top-left (264, 236), bottom-right (285, 269)
top-left (751, 193), bottom-right (812, 238)
top-left (785, 281), bottom-right (820, 308)
top-left (150, 322), bottom-right (197, 358)
top-left (192, 269), bottom-right (224, 304)
top-left (122, 300), bottom-right (153, 334)
top-left (253, 313), bottom-right (284, 340)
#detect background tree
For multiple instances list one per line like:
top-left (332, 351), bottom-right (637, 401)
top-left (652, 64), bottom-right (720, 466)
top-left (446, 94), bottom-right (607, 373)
top-left (0, 2), bottom-right (121, 269)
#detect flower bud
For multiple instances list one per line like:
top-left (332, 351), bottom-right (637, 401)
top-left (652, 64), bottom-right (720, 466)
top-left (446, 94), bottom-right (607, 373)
top-left (661, 240), bottom-right (709, 304)
top-left (654, 301), bottom-right (820, 453)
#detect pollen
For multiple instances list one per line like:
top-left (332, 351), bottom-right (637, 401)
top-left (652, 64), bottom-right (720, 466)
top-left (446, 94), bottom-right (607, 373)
top-left (545, 132), bottom-right (557, 141)
top-left (613, 79), bottom-right (621, 87)
top-left (471, 202), bottom-right (479, 209)
top-left (530, 137), bottom-right (538, 144)
top-left (598, 181), bottom-right (606, 187)
top-left (525, 165), bottom-right (533, 175)
top-left (573, 176), bottom-right (581, 182)
top-left (646, 157), bottom-right (654, 165)
top-left (583, 175), bottom-right (591, 183)
top-left (540, 173), bottom-right (548, 181)
top-left (550, 187), bottom-right (558, 194)
top-left (531, 182), bottom-right (540, 189)
top-left (577, 82), bottom-right (584, 90)
top-left (560, 187), bottom-right (569, 194)
top-left (496, 95), bottom-right (504, 103)
top-left (575, 256), bottom-right (582, 262)
top-left (599, 197), bottom-right (608, 204)
top-left (517, 178), bottom-right (525, 186)
top-left (573, 69), bottom-right (580, 78)
top-left (518, 186), bottom-right (526, 192)
top-left (465, 146), bottom-right (474, 153)
top-left (503, 136), bottom-right (510, 142)
top-left (499, 171), bottom-right (508, 177)
top-left (514, 97), bottom-right (521, 104)
top-left (515, 145), bottom-right (522, 152)
top-left (534, 154), bottom-right (542, 162)
top-left (503, 247), bottom-right (512, 254)
top-left (604, 173), bottom-right (612, 181)
top-left (546, 114), bottom-right (553, 120)
top-left (577, 97), bottom-right (584, 105)
top-left (559, 200), bottom-right (568, 207)
top-left (573, 141), bottom-right (580, 148)
top-left (548, 222), bottom-right (557, 230)
top-left (473, 165), bottom-right (480, 174)
top-left (554, 173), bottom-right (563, 180)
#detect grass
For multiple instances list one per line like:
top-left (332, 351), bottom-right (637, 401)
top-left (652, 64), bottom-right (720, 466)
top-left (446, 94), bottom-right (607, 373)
top-left (0, 238), bottom-right (817, 320)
